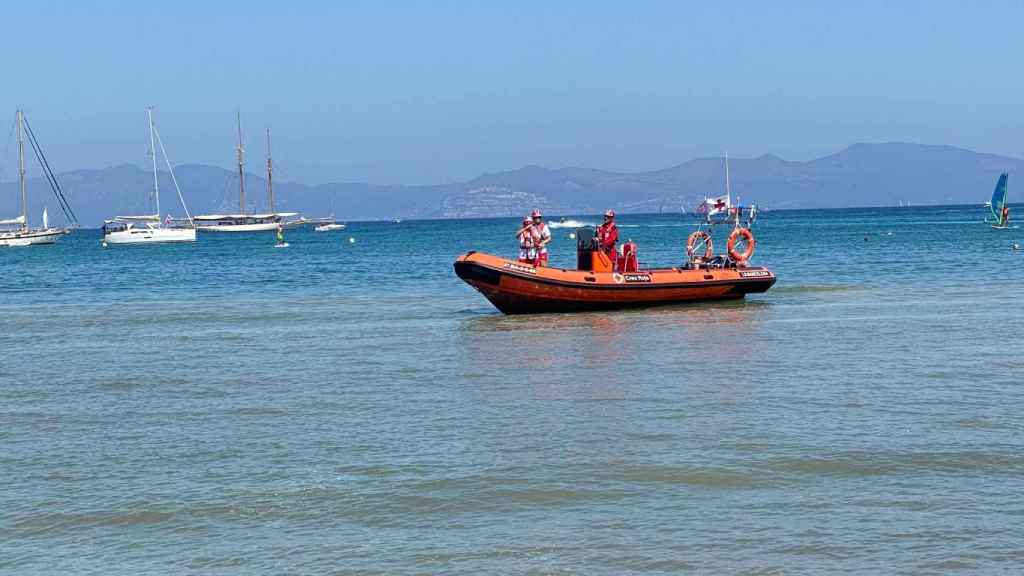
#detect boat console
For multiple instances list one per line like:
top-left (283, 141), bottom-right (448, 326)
top-left (575, 227), bottom-right (639, 273)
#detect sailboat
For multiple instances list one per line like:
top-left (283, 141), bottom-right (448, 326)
top-left (194, 117), bottom-right (297, 232)
top-left (102, 109), bottom-right (196, 245)
top-left (0, 110), bottom-right (76, 246)
top-left (987, 173), bottom-right (1010, 230)
top-left (697, 152), bottom-right (733, 220)
top-left (314, 192), bottom-right (345, 231)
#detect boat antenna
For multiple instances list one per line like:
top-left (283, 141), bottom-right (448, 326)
top-left (266, 128), bottom-right (273, 213)
top-left (148, 107), bottom-right (160, 220)
top-left (237, 111), bottom-right (245, 215)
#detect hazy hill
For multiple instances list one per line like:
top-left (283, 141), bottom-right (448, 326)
top-left (1, 142), bottom-right (1021, 226)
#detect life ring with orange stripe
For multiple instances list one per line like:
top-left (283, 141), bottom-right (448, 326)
top-left (727, 227), bottom-right (756, 263)
top-left (686, 231), bottom-right (713, 262)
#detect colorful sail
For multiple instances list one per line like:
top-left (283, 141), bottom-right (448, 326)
top-left (990, 173), bottom-right (1009, 225)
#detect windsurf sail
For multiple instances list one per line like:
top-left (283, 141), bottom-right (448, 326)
top-left (990, 173), bottom-right (1009, 225)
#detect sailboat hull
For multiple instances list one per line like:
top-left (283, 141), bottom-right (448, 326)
top-left (196, 222), bottom-right (281, 232)
top-left (103, 227), bottom-right (196, 244)
top-left (0, 228), bottom-right (67, 246)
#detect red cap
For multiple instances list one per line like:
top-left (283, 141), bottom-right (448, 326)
top-left (604, 209), bottom-right (615, 218)
top-left (531, 210), bottom-right (543, 218)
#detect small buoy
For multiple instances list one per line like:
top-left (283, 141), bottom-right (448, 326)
top-left (101, 241), bottom-right (108, 248)
top-left (568, 232), bottom-right (576, 240)
top-left (348, 237), bottom-right (356, 244)
top-left (1012, 243), bottom-right (1020, 251)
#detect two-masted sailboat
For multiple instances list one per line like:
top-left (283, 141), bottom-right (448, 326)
top-left (194, 115), bottom-right (297, 232)
top-left (0, 110), bottom-right (76, 246)
top-left (102, 108), bottom-right (196, 245)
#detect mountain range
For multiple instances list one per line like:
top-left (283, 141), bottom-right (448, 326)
top-left (1, 142), bottom-right (1020, 226)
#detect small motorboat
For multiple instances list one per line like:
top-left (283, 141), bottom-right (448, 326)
top-left (455, 224), bottom-right (775, 314)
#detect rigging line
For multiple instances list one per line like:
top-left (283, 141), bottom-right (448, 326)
top-left (24, 117), bottom-right (76, 224)
top-left (1, 115), bottom-right (15, 186)
top-left (24, 128), bottom-right (74, 224)
top-left (151, 123), bottom-right (194, 225)
top-left (23, 116), bottom-right (78, 224)
top-left (22, 122), bottom-right (72, 222)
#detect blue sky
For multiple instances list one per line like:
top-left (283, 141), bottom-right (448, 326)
top-left (1, 0), bottom-right (1022, 184)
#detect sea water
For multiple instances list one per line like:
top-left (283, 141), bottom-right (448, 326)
top-left (2, 206), bottom-right (1024, 574)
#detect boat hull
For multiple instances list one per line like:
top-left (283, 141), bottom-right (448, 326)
top-left (0, 228), bottom-right (67, 246)
top-left (454, 252), bottom-right (776, 314)
top-left (103, 228), bottom-right (196, 244)
top-left (196, 223), bottom-right (280, 232)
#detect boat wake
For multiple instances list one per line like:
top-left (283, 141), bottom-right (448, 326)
top-left (548, 220), bottom-right (594, 229)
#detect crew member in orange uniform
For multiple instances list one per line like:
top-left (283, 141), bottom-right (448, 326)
top-left (596, 209), bottom-right (619, 262)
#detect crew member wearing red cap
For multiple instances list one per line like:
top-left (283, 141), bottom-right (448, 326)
top-left (596, 209), bottom-right (619, 263)
top-left (529, 210), bottom-right (551, 266)
top-left (515, 216), bottom-right (537, 263)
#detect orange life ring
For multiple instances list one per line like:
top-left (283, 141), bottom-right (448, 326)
top-left (727, 228), bottom-right (756, 262)
top-left (686, 231), bottom-right (713, 261)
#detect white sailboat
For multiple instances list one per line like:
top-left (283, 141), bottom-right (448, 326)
top-left (314, 221), bottom-right (346, 232)
top-left (313, 193), bottom-right (345, 231)
top-left (102, 109), bottom-right (196, 245)
top-left (194, 117), bottom-right (297, 232)
top-left (0, 110), bottom-right (75, 247)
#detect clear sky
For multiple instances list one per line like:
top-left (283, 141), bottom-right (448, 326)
top-left (1, 0), bottom-right (1022, 185)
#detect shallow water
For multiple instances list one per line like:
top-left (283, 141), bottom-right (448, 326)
top-left (3, 206), bottom-right (1024, 574)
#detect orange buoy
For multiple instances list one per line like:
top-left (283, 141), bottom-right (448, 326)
top-left (686, 231), bottom-right (713, 262)
top-left (727, 228), bottom-right (756, 263)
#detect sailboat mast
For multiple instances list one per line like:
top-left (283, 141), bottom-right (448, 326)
top-left (148, 108), bottom-right (160, 219)
top-left (266, 128), bottom-right (274, 213)
top-left (237, 112), bottom-right (246, 215)
top-left (17, 110), bottom-right (27, 231)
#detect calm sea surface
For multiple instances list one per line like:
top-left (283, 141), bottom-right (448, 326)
top-left (3, 206), bottom-right (1024, 574)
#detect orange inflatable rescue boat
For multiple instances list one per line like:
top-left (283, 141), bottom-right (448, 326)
top-left (454, 224), bottom-right (776, 314)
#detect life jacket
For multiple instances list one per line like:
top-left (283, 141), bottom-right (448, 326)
top-left (531, 223), bottom-right (551, 253)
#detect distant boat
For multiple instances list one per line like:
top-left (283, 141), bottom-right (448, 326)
top-left (987, 173), bottom-right (1010, 230)
top-left (392, 218), bottom-right (402, 224)
top-left (195, 116), bottom-right (298, 232)
top-left (102, 108), bottom-right (196, 245)
top-left (0, 110), bottom-right (77, 246)
top-left (313, 193), bottom-right (344, 231)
